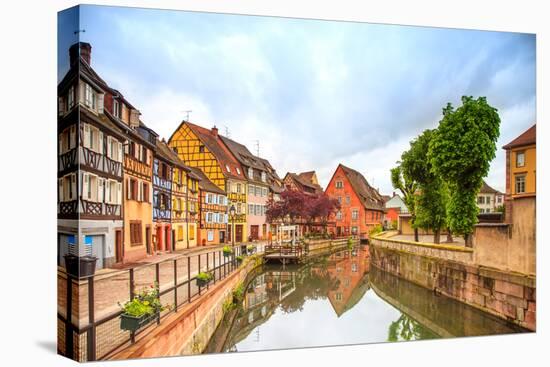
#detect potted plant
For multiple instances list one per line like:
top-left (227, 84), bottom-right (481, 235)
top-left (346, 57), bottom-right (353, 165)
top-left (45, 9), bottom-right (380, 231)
top-left (236, 255), bottom-right (244, 264)
top-left (222, 245), bottom-right (233, 258)
top-left (196, 271), bottom-right (213, 287)
top-left (119, 285), bottom-right (166, 332)
top-left (64, 253), bottom-right (98, 278)
top-left (246, 244), bottom-right (256, 254)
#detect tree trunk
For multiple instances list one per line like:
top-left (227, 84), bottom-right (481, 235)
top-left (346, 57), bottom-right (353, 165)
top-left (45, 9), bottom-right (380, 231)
top-left (446, 228), bottom-right (453, 243)
top-left (434, 229), bottom-right (441, 244)
top-left (414, 228), bottom-right (419, 242)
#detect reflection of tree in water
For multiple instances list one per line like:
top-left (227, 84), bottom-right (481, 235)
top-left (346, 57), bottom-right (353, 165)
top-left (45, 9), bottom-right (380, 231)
top-left (278, 262), bottom-right (341, 313)
top-left (387, 314), bottom-right (438, 342)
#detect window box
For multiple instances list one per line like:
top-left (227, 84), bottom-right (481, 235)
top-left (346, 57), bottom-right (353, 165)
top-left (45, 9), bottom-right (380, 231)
top-left (196, 272), bottom-right (213, 287)
top-left (120, 312), bottom-right (158, 333)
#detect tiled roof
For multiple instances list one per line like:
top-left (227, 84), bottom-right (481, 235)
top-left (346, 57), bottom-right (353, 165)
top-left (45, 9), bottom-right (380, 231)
top-left (189, 167), bottom-right (225, 195)
top-left (155, 139), bottom-right (188, 169)
top-left (285, 172), bottom-right (324, 194)
top-left (503, 124), bottom-right (536, 149)
top-left (220, 136), bottom-right (266, 172)
top-left (339, 164), bottom-right (385, 211)
top-left (479, 180), bottom-right (502, 195)
top-left (184, 122), bottom-right (246, 181)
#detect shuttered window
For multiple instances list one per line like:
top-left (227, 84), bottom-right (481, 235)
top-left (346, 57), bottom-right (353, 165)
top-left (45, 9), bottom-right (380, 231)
top-left (130, 221), bottom-right (143, 245)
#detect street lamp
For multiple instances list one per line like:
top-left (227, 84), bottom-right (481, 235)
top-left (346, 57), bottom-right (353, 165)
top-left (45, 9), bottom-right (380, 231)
top-left (229, 204), bottom-right (236, 248)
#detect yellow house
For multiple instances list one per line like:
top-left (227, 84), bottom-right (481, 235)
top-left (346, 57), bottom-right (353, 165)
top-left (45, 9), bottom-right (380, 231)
top-left (169, 122), bottom-right (248, 243)
top-left (503, 124), bottom-right (536, 223)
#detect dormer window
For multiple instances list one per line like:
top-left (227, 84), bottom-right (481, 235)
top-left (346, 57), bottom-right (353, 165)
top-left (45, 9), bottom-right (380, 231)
top-left (236, 167), bottom-right (241, 175)
top-left (113, 100), bottom-right (120, 118)
top-left (248, 168), bottom-right (254, 179)
top-left (261, 172), bottom-right (267, 182)
top-left (226, 164), bottom-right (231, 173)
top-left (84, 83), bottom-right (96, 110)
top-left (199, 145), bottom-right (205, 153)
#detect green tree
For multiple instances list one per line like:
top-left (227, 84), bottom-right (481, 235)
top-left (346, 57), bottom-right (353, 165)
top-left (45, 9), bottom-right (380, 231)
top-left (405, 129), bottom-right (449, 244)
top-left (428, 96), bottom-right (500, 246)
top-left (390, 165), bottom-right (419, 241)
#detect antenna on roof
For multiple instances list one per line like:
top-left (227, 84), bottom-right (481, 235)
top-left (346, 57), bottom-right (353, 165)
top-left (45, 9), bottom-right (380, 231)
top-left (253, 140), bottom-right (260, 156)
top-left (182, 110), bottom-right (192, 122)
top-left (224, 126), bottom-right (231, 138)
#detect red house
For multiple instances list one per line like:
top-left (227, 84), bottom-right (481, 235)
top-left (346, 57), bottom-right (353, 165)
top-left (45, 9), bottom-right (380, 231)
top-left (325, 164), bottom-right (385, 239)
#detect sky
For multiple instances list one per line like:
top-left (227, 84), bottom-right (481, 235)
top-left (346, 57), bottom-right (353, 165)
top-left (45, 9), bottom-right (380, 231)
top-left (58, 5), bottom-right (536, 194)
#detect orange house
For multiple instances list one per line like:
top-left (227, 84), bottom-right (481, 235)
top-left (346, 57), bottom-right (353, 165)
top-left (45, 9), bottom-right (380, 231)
top-left (325, 164), bottom-right (385, 239)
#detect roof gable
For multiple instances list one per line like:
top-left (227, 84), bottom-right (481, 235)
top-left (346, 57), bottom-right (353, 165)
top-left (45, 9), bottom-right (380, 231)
top-left (503, 124), bottom-right (536, 150)
top-left (331, 164), bottom-right (385, 211)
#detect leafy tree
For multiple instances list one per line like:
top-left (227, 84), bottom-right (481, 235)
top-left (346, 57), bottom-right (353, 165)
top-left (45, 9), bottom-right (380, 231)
top-left (306, 193), bottom-right (341, 229)
top-left (387, 314), bottom-right (437, 342)
top-left (404, 129), bottom-right (449, 244)
top-left (390, 165), bottom-right (419, 241)
top-left (428, 96), bottom-right (500, 246)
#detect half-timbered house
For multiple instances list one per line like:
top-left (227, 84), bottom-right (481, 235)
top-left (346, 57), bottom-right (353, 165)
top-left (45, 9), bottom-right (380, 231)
top-left (58, 42), bottom-right (126, 269)
top-left (190, 167), bottom-right (228, 246)
top-left (168, 122), bottom-right (249, 243)
top-left (170, 153), bottom-right (191, 250)
top-left (152, 139), bottom-right (175, 253)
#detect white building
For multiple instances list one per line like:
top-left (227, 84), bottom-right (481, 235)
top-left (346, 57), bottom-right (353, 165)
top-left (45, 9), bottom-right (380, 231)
top-left (477, 180), bottom-right (504, 213)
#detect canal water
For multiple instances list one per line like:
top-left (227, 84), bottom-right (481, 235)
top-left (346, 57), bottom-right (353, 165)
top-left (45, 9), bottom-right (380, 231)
top-left (205, 245), bottom-right (527, 353)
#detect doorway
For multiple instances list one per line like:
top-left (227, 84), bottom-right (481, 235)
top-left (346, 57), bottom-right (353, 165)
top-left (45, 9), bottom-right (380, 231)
top-left (115, 229), bottom-right (123, 263)
top-left (146, 226), bottom-right (152, 254)
top-left (250, 225), bottom-right (259, 240)
top-left (235, 224), bottom-right (243, 243)
top-left (219, 230), bottom-right (225, 244)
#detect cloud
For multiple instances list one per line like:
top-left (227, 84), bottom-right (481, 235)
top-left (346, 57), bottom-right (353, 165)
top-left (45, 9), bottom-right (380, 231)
top-left (63, 6), bottom-right (535, 196)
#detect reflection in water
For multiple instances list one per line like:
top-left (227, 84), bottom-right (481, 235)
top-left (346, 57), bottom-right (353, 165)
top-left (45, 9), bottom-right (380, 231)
top-left (205, 246), bottom-right (526, 353)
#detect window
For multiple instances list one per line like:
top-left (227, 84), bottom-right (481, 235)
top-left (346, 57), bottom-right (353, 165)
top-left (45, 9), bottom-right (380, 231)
top-left (207, 230), bottom-right (214, 242)
top-left (515, 175), bottom-right (526, 194)
top-left (107, 137), bottom-right (122, 162)
top-left (84, 83), bottom-right (96, 110)
top-left (59, 126), bottom-right (76, 155)
top-left (58, 173), bottom-right (76, 202)
top-left (113, 100), bottom-right (120, 118)
top-left (142, 182), bottom-right (150, 202)
top-left (352, 226), bottom-right (358, 234)
top-left (105, 179), bottom-right (121, 204)
top-left (262, 187), bottom-right (268, 197)
top-left (346, 196), bottom-right (351, 204)
top-left (199, 145), bottom-right (205, 153)
top-left (335, 293), bottom-right (342, 301)
top-left (516, 151), bottom-right (525, 167)
top-left (261, 172), bottom-right (267, 182)
top-left (335, 181), bottom-right (343, 189)
top-left (352, 263), bottom-right (358, 272)
top-left (477, 196), bottom-right (485, 204)
top-left (248, 168), bottom-right (254, 179)
top-left (236, 183), bottom-right (242, 193)
top-left (236, 168), bottom-right (241, 175)
top-left (226, 164), bottom-right (231, 173)
top-left (352, 209), bottom-right (359, 220)
top-left (83, 124), bottom-right (101, 153)
top-left (130, 221), bottom-right (142, 245)
top-left (177, 226), bottom-right (184, 241)
top-left (68, 86), bottom-right (75, 109)
top-left (189, 225), bottom-right (195, 240)
top-left (82, 173), bottom-right (98, 202)
top-left (337, 196), bottom-right (342, 204)
top-left (336, 211), bottom-right (342, 220)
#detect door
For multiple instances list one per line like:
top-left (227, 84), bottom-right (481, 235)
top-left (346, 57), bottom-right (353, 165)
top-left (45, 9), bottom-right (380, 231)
top-left (235, 224), bottom-right (243, 243)
top-left (146, 226), bottom-right (152, 254)
top-left (165, 226), bottom-right (170, 252)
top-left (172, 229), bottom-right (176, 251)
top-left (115, 229), bottom-right (123, 263)
top-left (250, 225), bottom-right (259, 240)
top-left (227, 225), bottom-right (232, 244)
top-left (219, 230), bottom-right (225, 244)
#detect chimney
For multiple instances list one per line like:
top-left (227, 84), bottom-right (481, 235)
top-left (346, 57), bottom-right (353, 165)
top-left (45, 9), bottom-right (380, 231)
top-left (212, 125), bottom-right (219, 137)
top-left (69, 42), bottom-right (92, 67)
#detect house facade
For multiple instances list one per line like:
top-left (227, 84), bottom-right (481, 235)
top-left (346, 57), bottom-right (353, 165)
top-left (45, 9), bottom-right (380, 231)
top-left (477, 180), bottom-right (505, 214)
top-left (191, 167), bottom-right (229, 246)
top-left (325, 164), bottom-right (385, 239)
top-left (58, 42), bottom-right (126, 269)
top-left (383, 193), bottom-right (408, 228)
top-left (503, 124), bottom-right (536, 223)
top-left (283, 171), bottom-right (323, 195)
top-left (171, 153), bottom-right (191, 250)
top-left (185, 169), bottom-right (200, 247)
top-left (153, 139), bottom-right (175, 253)
top-left (221, 136), bottom-right (271, 241)
top-left (169, 122), bottom-right (248, 243)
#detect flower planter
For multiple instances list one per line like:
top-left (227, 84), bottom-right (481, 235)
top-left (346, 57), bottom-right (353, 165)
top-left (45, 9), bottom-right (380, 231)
top-left (223, 251), bottom-right (232, 258)
top-left (196, 277), bottom-right (212, 287)
top-left (64, 254), bottom-right (97, 278)
top-left (120, 312), bottom-right (158, 332)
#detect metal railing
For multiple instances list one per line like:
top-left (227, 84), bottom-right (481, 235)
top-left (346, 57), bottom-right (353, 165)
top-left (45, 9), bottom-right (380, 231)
top-left (58, 245), bottom-right (250, 362)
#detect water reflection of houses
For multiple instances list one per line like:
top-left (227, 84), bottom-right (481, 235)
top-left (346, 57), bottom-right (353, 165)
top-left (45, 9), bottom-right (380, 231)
top-left (325, 247), bottom-right (371, 317)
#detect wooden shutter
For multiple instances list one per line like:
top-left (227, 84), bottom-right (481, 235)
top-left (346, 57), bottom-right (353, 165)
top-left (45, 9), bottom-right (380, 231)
top-left (82, 173), bottom-right (89, 200)
top-left (83, 124), bottom-right (90, 149)
top-left (58, 179), bottom-right (64, 202)
top-left (126, 179), bottom-right (131, 200)
top-left (71, 174), bottom-right (76, 200)
top-left (69, 126), bottom-right (76, 149)
top-left (106, 136), bottom-right (112, 159)
top-left (79, 82), bottom-right (85, 105)
top-left (58, 96), bottom-right (65, 116)
top-left (117, 182), bottom-right (122, 205)
top-left (98, 178), bottom-right (104, 203)
top-left (97, 93), bottom-right (104, 114)
top-left (138, 181), bottom-right (142, 202)
top-left (98, 131), bottom-right (104, 154)
top-left (118, 142), bottom-right (123, 162)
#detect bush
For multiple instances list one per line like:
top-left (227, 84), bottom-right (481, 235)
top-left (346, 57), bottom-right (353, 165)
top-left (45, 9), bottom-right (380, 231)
top-left (369, 224), bottom-right (383, 236)
top-left (232, 282), bottom-right (245, 301)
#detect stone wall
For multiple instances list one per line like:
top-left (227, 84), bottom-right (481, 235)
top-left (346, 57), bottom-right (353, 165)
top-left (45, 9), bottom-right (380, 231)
top-left (474, 196), bottom-right (536, 275)
top-left (305, 238), bottom-right (357, 256)
top-left (370, 237), bottom-right (536, 331)
top-left (108, 255), bottom-right (263, 360)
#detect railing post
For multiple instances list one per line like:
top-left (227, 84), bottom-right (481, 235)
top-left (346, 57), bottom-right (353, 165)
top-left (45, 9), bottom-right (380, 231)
top-left (206, 252), bottom-right (209, 290)
top-left (187, 256), bottom-right (191, 303)
top-left (198, 254), bottom-right (201, 296)
top-left (173, 259), bottom-right (178, 312)
top-left (213, 251), bottom-right (216, 284)
top-left (129, 268), bottom-right (135, 300)
top-left (87, 276), bottom-right (96, 361)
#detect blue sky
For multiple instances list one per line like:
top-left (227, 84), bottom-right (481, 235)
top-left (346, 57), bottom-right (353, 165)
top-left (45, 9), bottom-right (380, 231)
top-left (58, 5), bottom-right (536, 194)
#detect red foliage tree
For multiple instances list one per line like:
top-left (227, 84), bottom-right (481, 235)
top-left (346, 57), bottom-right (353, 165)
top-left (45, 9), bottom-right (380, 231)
top-left (306, 193), bottom-right (341, 227)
